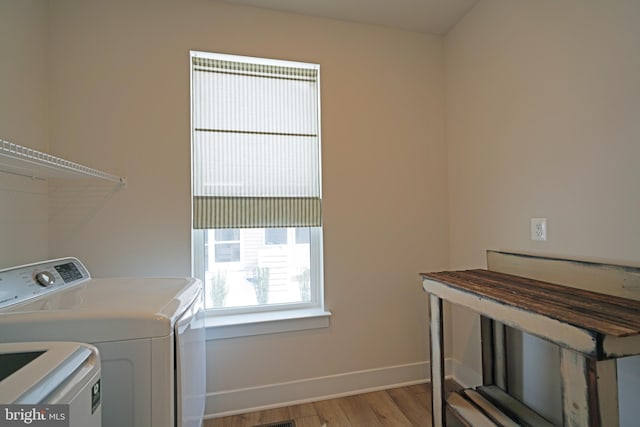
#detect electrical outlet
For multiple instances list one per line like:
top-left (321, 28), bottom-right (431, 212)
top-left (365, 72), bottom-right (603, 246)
top-left (531, 218), bottom-right (547, 241)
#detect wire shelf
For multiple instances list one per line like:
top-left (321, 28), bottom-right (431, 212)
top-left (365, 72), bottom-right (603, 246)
top-left (0, 139), bottom-right (126, 186)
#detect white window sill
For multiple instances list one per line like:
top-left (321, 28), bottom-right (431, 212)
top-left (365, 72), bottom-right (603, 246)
top-left (204, 309), bottom-right (332, 340)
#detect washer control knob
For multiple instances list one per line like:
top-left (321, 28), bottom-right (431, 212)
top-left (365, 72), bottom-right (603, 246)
top-left (35, 271), bottom-right (56, 287)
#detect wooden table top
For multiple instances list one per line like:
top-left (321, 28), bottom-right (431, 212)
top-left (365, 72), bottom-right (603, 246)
top-left (421, 269), bottom-right (640, 338)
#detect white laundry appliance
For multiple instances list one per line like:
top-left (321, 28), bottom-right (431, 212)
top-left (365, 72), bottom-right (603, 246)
top-left (0, 258), bottom-right (206, 427)
top-left (0, 341), bottom-right (102, 427)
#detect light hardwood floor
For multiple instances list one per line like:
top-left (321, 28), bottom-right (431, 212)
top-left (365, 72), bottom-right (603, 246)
top-left (204, 382), bottom-right (464, 427)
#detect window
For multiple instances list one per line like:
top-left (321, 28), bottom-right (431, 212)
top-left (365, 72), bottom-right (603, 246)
top-left (190, 51), bottom-right (324, 318)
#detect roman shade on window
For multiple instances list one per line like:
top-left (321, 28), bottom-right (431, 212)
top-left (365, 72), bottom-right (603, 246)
top-left (191, 53), bottom-right (322, 229)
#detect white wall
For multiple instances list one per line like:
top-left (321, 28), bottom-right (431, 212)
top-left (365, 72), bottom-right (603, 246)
top-left (43, 0), bottom-right (449, 415)
top-left (0, 0), bottom-right (49, 268)
top-left (445, 0), bottom-right (640, 424)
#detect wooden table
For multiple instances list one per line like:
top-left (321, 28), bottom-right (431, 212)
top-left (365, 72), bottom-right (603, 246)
top-left (421, 252), bottom-right (640, 427)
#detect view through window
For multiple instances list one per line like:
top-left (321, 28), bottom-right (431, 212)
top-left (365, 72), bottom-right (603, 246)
top-left (204, 227), bottom-right (315, 309)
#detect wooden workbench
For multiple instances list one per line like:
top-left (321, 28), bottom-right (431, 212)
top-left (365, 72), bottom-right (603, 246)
top-left (421, 251), bottom-right (640, 427)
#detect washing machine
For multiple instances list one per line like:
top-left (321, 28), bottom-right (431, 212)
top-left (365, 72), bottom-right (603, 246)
top-left (0, 258), bottom-right (206, 427)
top-left (0, 341), bottom-right (102, 427)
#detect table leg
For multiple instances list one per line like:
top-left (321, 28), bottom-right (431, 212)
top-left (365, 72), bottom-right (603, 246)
top-left (596, 359), bottom-right (619, 426)
top-left (429, 294), bottom-right (445, 427)
top-left (559, 348), bottom-right (601, 426)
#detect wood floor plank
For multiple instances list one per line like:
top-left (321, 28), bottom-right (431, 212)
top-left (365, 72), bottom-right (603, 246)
top-left (294, 414), bottom-right (325, 427)
top-left (338, 394), bottom-right (384, 426)
top-left (256, 407), bottom-right (292, 425)
top-left (313, 397), bottom-right (352, 427)
top-left (387, 385), bottom-right (431, 426)
top-left (407, 383), bottom-right (431, 396)
top-left (288, 402), bottom-right (318, 419)
top-left (359, 390), bottom-right (413, 426)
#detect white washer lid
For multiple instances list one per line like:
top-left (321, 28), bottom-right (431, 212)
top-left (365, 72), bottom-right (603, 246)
top-left (0, 341), bottom-right (100, 404)
top-left (0, 277), bottom-right (202, 343)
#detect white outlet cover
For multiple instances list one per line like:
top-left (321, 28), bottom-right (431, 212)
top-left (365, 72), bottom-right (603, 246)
top-left (531, 218), bottom-right (547, 241)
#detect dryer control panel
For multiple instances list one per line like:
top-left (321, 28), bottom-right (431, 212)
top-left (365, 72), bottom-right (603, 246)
top-left (0, 258), bottom-right (90, 309)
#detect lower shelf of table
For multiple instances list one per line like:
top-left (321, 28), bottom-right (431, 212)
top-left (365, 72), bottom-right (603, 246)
top-left (448, 385), bottom-right (555, 427)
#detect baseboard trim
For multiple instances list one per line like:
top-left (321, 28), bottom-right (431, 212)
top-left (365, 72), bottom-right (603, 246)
top-left (205, 360), bottom-right (435, 418)
top-left (204, 358), bottom-right (472, 418)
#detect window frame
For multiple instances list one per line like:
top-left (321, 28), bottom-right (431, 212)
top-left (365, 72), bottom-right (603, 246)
top-left (190, 51), bottom-right (328, 335)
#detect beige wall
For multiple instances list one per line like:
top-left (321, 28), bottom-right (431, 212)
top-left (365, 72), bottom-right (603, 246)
top-left (43, 0), bottom-right (449, 413)
top-left (0, 0), bottom-right (49, 267)
top-left (445, 0), bottom-right (640, 424)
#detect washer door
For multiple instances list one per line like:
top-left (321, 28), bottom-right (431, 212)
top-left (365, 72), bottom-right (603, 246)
top-left (175, 289), bottom-right (206, 427)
